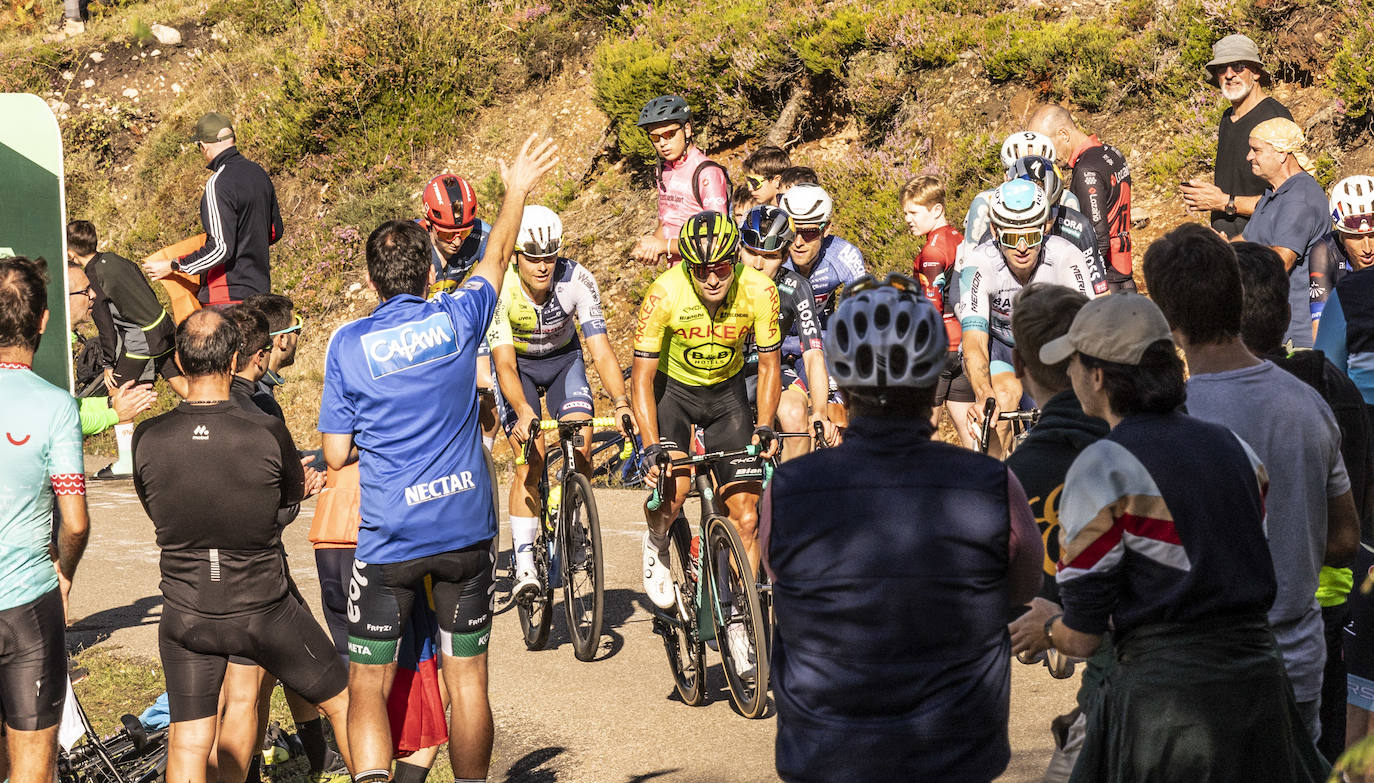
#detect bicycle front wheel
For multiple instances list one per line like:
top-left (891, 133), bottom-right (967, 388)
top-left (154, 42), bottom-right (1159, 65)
top-left (706, 514), bottom-right (770, 719)
top-left (560, 473), bottom-right (605, 661)
top-left (662, 515), bottom-right (706, 706)
top-left (517, 530), bottom-right (554, 650)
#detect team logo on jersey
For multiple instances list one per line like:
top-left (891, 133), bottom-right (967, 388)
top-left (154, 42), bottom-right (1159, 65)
top-left (362, 312), bottom-right (459, 378)
top-left (192, 425), bottom-right (210, 441)
top-left (683, 344), bottom-right (735, 371)
top-left (403, 470), bottom-right (477, 506)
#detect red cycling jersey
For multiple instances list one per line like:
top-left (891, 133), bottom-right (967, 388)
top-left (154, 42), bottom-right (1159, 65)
top-left (913, 223), bottom-right (963, 352)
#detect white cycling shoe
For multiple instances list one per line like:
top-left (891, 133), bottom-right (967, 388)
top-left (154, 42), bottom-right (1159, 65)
top-left (643, 531), bottom-right (675, 610)
top-left (725, 619), bottom-right (756, 680)
top-left (513, 567), bottom-right (541, 604)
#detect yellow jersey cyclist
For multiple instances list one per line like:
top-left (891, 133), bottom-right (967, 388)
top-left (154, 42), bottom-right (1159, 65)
top-left (488, 205), bottom-right (634, 602)
top-left (631, 212), bottom-right (782, 620)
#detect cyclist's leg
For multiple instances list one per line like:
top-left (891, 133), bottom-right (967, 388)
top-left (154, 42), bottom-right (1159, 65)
top-left (160, 606), bottom-right (232, 783)
top-left (938, 360), bottom-right (979, 450)
top-left (428, 541), bottom-right (497, 782)
top-left (316, 547), bottom-right (355, 660)
top-left (345, 559), bottom-right (416, 780)
top-left (497, 363), bottom-right (543, 590)
top-left (703, 375), bottom-right (765, 570)
top-left (777, 388), bottom-right (810, 462)
top-left (988, 342), bottom-right (1024, 458)
top-left (0, 589), bottom-right (65, 783)
top-left (215, 661), bottom-right (267, 783)
top-left (647, 373), bottom-right (695, 531)
top-left (547, 348), bottom-right (595, 475)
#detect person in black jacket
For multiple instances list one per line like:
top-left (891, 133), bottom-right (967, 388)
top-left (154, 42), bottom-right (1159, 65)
top-left (143, 113), bottom-right (283, 306)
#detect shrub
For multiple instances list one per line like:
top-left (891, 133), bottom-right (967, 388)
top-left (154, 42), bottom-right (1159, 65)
top-left (1327, 0), bottom-right (1374, 120)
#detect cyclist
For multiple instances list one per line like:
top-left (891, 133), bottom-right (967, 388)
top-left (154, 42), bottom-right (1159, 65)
top-left (779, 183), bottom-right (866, 427)
top-left (319, 134), bottom-right (556, 783)
top-left (0, 256), bottom-right (90, 783)
top-left (1311, 175), bottom-right (1374, 325)
top-left (960, 131), bottom-right (1080, 263)
top-left (630, 95), bottom-right (730, 264)
top-left (631, 212), bottom-right (781, 674)
top-left (487, 205), bottom-right (633, 602)
top-left (960, 179), bottom-right (1103, 455)
top-left (738, 205), bottom-right (832, 459)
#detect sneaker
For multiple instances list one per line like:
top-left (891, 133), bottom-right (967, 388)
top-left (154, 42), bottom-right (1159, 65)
top-left (92, 464), bottom-right (132, 481)
top-left (513, 567), bottom-right (541, 604)
top-left (63, 18), bottom-right (86, 36)
top-left (642, 531), bottom-right (674, 610)
top-left (725, 619), bottom-right (756, 680)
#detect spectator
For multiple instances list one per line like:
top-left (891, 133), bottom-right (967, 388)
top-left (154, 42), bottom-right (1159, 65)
top-left (241, 293), bottom-right (299, 404)
top-left (1029, 104), bottom-right (1135, 293)
top-left (742, 145), bottom-right (792, 206)
top-left (1235, 118), bottom-right (1331, 348)
top-left (1003, 283), bottom-right (1109, 781)
top-left (777, 165), bottom-right (819, 191)
top-left (1236, 241), bottom-right (1374, 761)
top-left (1144, 222), bottom-right (1359, 740)
top-left (1032, 292), bottom-right (1327, 781)
top-left (143, 113), bottom-right (284, 306)
top-left (629, 96), bottom-right (729, 264)
top-left (1181, 34), bottom-right (1293, 236)
top-left (0, 256), bottom-right (90, 783)
top-left (64, 261), bottom-right (158, 441)
top-left (761, 277), bottom-right (1042, 782)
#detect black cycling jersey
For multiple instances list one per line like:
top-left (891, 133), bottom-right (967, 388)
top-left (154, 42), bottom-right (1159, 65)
top-left (758, 266), bottom-right (822, 367)
top-left (1310, 235), bottom-right (1355, 323)
top-left (132, 401), bottom-right (304, 617)
top-left (1067, 139), bottom-right (1133, 289)
top-left (231, 374), bottom-right (284, 420)
top-left (84, 251), bottom-right (177, 381)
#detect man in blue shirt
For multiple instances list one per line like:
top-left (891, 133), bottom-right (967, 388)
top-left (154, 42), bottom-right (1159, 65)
top-left (320, 135), bottom-right (557, 783)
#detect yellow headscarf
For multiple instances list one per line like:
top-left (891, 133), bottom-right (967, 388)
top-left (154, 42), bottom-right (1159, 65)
top-left (1249, 117), bottom-right (1316, 175)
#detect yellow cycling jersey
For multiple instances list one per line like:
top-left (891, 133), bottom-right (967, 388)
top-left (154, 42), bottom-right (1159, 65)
top-left (633, 263), bottom-right (781, 387)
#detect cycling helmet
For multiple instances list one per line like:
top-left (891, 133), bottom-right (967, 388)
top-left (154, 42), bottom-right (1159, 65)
top-left (740, 205), bottom-right (795, 253)
top-left (422, 174), bottom-right (477, 230)
top-left (999, 131), bottom-right (1057, 168)
top-left (637, 95), bottom-right (692, 127)
top-left (517, 205), bottom-right (563, 257)
top-left (677, 211), bottom-right (740, 267)
top-left (824, 274), bottom-right (947, 389)
top-left (779, 183), bottom-right (833, 225)
top-left (1331, 175), bottom-right (1374, 235)
top-left (989, 179), bottom-right (1050, 231)
top-left (1006, 155), bottom-right (1065, 205)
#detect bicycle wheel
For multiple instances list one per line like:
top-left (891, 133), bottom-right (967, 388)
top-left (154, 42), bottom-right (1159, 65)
top-left (661, 515), bottom-right (706, 705)
top-left (560, 473), bottom-right (605, 661)
top-left (706, 514), bottom-right (770, 718)
top-left (516, 529), bottom-right (554, 650)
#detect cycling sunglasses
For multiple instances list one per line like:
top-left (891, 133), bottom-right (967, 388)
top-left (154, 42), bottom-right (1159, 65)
top-left (689, 260), bottom-right (736, 281)
top-left (794, 225), bottom-right (827, 243)
top-left (1337, 214), bottom-right (1374, 235)
top-left (997, 229), bottom-right (1044, 251)
top-left (270, 314), bottom-right (303, 337)
top-left (745, 174), bottom-right (768, 190)
top-left (433, 223), bottom-right (474, 243)
top-left (646, 126), bottom-right (682, 144)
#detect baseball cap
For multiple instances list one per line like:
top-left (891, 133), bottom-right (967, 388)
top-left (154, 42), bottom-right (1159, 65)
top-left (1040, 293), bottom-right (1173, 366)
top-left (191, 112), bottom-right (235, 144)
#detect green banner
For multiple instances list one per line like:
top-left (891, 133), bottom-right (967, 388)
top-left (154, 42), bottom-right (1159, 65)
top-left (0, 93), bottom-right (70, 391)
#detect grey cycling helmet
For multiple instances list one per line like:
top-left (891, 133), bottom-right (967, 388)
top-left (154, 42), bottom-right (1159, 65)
top-left (824, 275), bottom-right (947, 389)
top-left (989, 178), bottom-right (1050, 231)
top-left (637, 95), bottom-right (692, 127)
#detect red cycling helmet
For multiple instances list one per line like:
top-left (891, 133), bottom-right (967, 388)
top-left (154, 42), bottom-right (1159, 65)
top-left (422, 174), bottom-right (478, 230)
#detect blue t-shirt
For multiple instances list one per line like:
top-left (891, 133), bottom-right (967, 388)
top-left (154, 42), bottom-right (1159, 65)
top-left (1245, 173), bottom-right (1331, 349)
top-left (0, 366), bottom-right (84, 611)
top-left (428, 218), bottom-right (491, 285)
top-left (319, 279), bottom-right (497, 564)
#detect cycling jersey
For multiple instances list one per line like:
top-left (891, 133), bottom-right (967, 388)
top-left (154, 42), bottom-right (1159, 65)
top-left (655, 147), bottom-right (729, 241)
top-left (1316, 268), bottom-right (1374, 404)
top-left (85, 251), bottom-right (175, 369)
top-left (959, 236), bottom-right (1101, 348)
top-left (319, 278), bottom-right (497, 564)
top-left (1309, 235), bottom-right (1354, 323)
top-left (0, 365), bottom-right (83, 613)
top-left (916, 224), bottom-right (962, 352)
top-left (633, 263), bottom-right (781, 387)
top-left (960, 188), bottom-right (1082, 266)
top-left (427, 218), bottom-right (492, 286)
top-left (747, 267), bottom-right (820, 377)
top-left (782, 235), bottom-right (865, 358)
top-left (486, 259), bottom-right (606, 356)
top-left (1067, 136), bottom-right (1132, 284)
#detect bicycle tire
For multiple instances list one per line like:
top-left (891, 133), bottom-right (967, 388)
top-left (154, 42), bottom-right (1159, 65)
top-left (661, 515), bottom-right (706, 705)
top-left (516, 527), bottom-right (554, 650)
top-left (560, 473), bottom-right (605, 661)
top-left (706, 514), bottom-right (770, 718)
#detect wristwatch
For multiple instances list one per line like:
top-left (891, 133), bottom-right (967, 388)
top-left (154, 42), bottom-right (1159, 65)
top-left (169, 259), bottom-right (182, 273)
top-left (1225, 194), bottom-right (1237, 217)
top-left (1044, 613), bottom-right (1064, 643)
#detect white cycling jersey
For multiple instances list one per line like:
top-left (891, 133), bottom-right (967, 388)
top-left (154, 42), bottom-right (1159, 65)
top-left (959, 236), bottom-right (1101, 347)
top-left (487, 259), bottom-right (607, 357)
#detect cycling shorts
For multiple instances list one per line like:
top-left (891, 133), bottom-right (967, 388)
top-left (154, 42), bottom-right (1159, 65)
top-left (782, 355), bottom-right (841, 405)
top-left (111, 348), bottom-right (181, 388)
top-left (0, 588), bottom-right (65, 731)
top-left (315, 548), bottom-right (355, 659)
top-left (935, 355), bottom-right (975, 405)
top-left (493, 344), bottom-right (594, 437)
top-left (654, 373), bottom-right (764, 486)
top-left (347, 539), bottom-right (495, 662)
top-left (1348, 547), bottom-right (1374, 710)
top-left (159, 597), bottom-right (347, 722)
top-left (227, 568), bottom-right (309, 667)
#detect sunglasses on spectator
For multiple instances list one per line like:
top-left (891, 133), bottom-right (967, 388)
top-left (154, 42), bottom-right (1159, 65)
top-left (647, 126), bottom-right (682, 144)
top-left (1209, 62), bottom-right (1252, 76)
top-left (689, 260), bottom-right (735, 281)
top-left (997, 229), bottom-right (1044, 250)
top-left (794, 225), bottom-right (826, 243)
top-left (270, 314), bottom-right (303, 336)
top-left (68, 285), bottom-right (94, 299)
top-left (433, 224), bottom-right (473, 243)
top-left (745, 174), bottom-right (768, 190)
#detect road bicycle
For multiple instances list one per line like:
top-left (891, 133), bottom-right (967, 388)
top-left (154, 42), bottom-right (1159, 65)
top-left (58, 684), bottom-right (168, 783)
top-left (543, 423), bottom-right (645, 488)
top-left (507, 415), bottom-right (630, 661)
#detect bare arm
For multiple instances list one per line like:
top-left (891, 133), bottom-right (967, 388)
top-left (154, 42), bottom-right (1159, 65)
top-left (1047, 615), bottom-right (1103, 659)
top-left (491, 344), bottom-right (537, 442)
top-left (55, 493), bottom-right (90, 621)
top-left (470, 135), bottom-right (560, 295)
top-left (1270, 245), bottom-right (1299, 273)
top-left (1327, 489), bottom-right (1360, 566)
top-left (584, 333), bottom-right (633, 432)
top-left (322, 432), bottom-right (358, 471)
top-left (962, 329), bottom-right (995, 409)
top-left (631, 355), bottom-right (661, 446)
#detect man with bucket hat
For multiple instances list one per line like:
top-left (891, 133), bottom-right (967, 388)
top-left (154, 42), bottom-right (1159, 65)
top-left (1180, 33), bottom-right (1293, 237)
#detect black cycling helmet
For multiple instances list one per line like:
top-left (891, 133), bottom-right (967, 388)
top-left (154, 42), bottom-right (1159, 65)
top-left (740, 205), bottom-right (795, 253)
top-left (1006, 155), bottom-right (1065, 205)
top-left (637, 95), bottom-right (692, 127)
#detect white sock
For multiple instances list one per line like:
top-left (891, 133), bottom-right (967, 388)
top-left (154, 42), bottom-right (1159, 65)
top-left (482, 435), bottom-right (495, 451)
top-left (511, 516), bottom-right (538, 573)
top-left (647, 528), bottom-right (669, 553)
top-left (112, 422), bottom-right (135, 472)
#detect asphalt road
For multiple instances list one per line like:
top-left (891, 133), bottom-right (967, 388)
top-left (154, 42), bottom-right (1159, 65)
top-left (69, 466), bottom-right (1077, 782)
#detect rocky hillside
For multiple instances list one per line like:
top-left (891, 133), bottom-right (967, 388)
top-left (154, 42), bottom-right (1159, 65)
top-left (2, 0), bottom-right (1371, 447)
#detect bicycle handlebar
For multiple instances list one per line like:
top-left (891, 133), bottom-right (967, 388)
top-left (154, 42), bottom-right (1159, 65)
top-left (645, 443), bottom-right (764, 511)
top-left (515, 417), bottom-right (627, 466)
top-left (977, 397), bottom-right (997, 455)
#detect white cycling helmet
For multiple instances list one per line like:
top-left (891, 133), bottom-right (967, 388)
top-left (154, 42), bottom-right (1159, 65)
top-left (779, 183), bottom-right (833, 225)
top-left (517, 204), bottom-right (563, 257)
top-left (989, 179), bottom-right (1050, 231)
top-left (824, 275), bottom-right (948, 389)
top-left (1000, 131), bottom-right (1057, 168)
top-left (1331, 175), bottom-right (1374, 235)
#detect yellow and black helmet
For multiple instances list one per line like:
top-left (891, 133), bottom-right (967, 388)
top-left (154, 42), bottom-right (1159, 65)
top-left (677, 211), bottom-right (740, 267)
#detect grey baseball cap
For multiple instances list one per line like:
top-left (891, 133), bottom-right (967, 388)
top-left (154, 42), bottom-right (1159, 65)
top-left (1040, 293), bottom-right (1174, 366)
top-left (191, 112), bottom-right (235, 143)
top-left (1205, 34), bottom-right (1266, 85)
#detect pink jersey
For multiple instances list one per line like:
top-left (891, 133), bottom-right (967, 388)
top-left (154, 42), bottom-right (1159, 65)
top-left (656, 146), bottom-right (730, 240)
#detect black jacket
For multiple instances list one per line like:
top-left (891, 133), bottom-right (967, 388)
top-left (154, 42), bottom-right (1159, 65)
top-left (179, 147), bottom-right (283, 304)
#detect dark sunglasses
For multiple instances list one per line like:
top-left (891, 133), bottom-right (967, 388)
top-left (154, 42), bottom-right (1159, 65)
top-left (647, 126), bottom-right (682, 144)
top-left (689, 260), bottom-right (735, 281)
top-left (794, 226), bottom-right (826, 243)
top-left (1209, 62), bottom-right (1252, 76)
